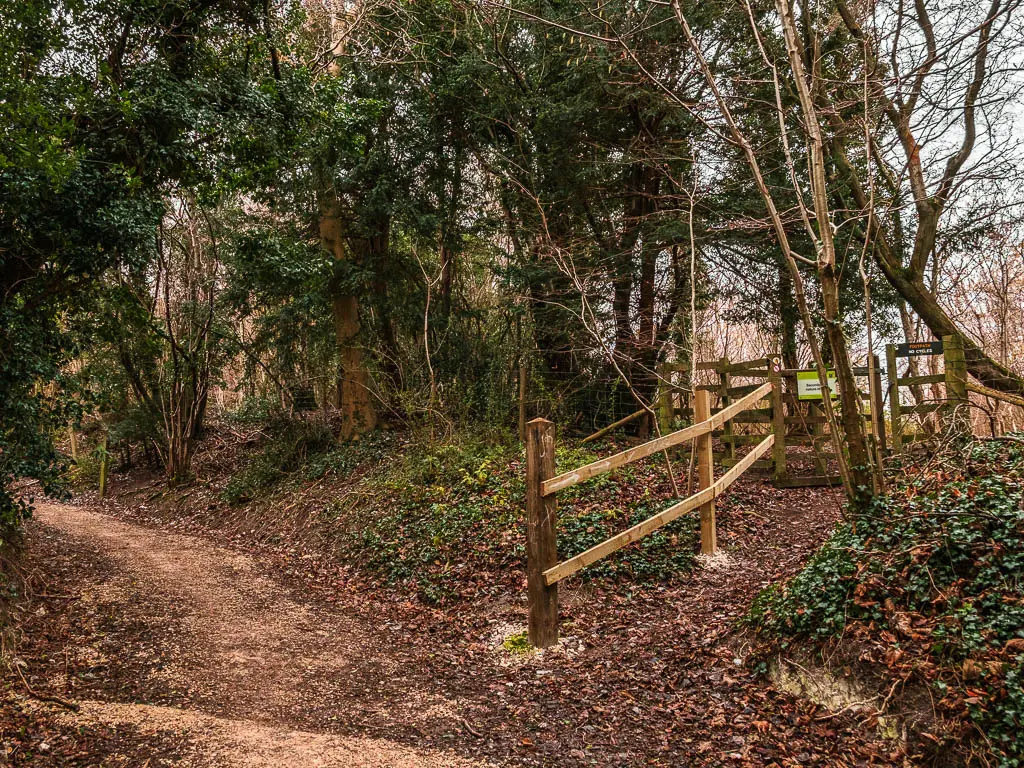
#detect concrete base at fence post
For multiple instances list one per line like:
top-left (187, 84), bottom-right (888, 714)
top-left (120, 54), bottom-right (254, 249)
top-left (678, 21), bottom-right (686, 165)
top-left (525, 418), bottom-right (559, 648)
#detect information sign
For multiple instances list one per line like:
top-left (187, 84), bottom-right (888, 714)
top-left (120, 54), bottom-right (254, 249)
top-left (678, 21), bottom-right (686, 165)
top-left (796, 370), bottom-right (839, 400)
top-left (894, 341), bottom-right (944, 357)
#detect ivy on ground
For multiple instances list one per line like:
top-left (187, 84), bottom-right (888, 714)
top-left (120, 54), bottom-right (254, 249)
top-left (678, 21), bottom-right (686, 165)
top-left (751, 438), bottom-right (1024, 767)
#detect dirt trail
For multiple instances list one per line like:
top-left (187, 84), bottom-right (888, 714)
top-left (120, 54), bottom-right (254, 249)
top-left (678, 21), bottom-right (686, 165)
top-left (9, 488), bottom-right (897, 766)
top-left (31, 502), bottom-right (489, 768)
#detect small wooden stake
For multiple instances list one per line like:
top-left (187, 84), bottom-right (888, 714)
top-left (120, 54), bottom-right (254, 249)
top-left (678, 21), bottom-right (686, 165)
top-left (694, 390), bottom-right (716, 555)
top-left (869, 357), bottom-right (888, 454)
top-left (525, 418), bottom-right (558, 648)
top-left (769, 359), bottom-right (787, 482)
top-left (886, 344), bottom-right (903, 453)
top-left (98, 433), bottom-right (109, 498)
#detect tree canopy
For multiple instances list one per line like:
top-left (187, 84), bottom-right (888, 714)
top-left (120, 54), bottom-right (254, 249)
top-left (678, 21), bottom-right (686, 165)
top-left (2, 0), bottom-right (1023, 518)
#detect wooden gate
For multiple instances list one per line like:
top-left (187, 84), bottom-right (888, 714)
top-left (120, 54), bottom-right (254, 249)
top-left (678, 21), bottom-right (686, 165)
top-left (769, 360), bottom-right (887, 488)
top-left (656, 357), bottom-right (883, 488)
top-left (885, 335), bottom-right (969, 450)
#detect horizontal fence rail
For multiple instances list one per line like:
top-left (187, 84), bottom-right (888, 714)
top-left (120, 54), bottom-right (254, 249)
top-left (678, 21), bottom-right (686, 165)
top-left (543, 382), bottom-right (772, 496)
top-left (542, 434), bottom-right (774, 586)
top-left (524, 374), bottom-right (777, 648)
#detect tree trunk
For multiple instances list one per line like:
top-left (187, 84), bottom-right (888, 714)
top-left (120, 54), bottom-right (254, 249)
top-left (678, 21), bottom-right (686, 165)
top-left (778, 261), bottom-right (799, 369)
top-left (676, 3), bottom-right (867, 497)
top-left (164, 385), bottom-right (195, 488)
top-left (635, 235), bottom-right (659, 439)
top-left (776, 0), bottom-right (876, 497)
top-left (438, 143), bottom-right (464, 319)
top-left (189, 387), bottom-right (208, 440)
top-left (898, 305), bottom-right (927, 406)
top-left (320, 195), bottom-right (378, 440)
top-left (821, 6), bottom-right (1024, 399)
top-left (367, 222), bottom-right (401, 389)
top-left (525, 231), bottom-right (581, 385)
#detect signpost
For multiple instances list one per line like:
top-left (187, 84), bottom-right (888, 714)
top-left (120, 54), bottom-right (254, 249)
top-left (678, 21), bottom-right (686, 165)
top-left (885, 336), bottom-right (966, 452)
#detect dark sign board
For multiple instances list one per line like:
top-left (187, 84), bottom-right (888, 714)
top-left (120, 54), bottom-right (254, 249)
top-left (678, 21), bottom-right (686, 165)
top-left (289, 385), bottom-right (317, 412)
top-left (894, 341), bottom-right (944, 358)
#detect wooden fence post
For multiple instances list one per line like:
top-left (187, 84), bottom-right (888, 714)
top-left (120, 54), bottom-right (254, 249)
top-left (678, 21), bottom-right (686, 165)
top-left (98, 433), bottom-right (109, 498)
top-left (525, 418), bottom-right (558, 648)
top-left (693, 390), bottom-right (716, 555)
top-left (943, 334), bottom-right (969, 436)
top-left (870, 356), bottom-right (888, 454)
top-left (769, 359), bottom-right (787, 483)
top-left (886, 344), bottom-right (902, 453)
top-left (808, 401), bottom-right (827, 476)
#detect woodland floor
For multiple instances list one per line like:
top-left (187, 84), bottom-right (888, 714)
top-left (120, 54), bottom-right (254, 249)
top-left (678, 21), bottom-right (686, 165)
top-left (2, 489), bottom-right (905, 767)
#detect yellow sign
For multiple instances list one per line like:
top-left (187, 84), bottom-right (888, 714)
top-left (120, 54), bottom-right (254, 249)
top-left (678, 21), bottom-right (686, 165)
top-left (796, 370), bottom-right (838, 400)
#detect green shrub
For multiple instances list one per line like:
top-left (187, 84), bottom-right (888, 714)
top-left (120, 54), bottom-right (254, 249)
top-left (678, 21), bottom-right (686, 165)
top-left (748, 528), bottom-right (859, 642)
top-left (68, 451), bottom-right (103, 487)
top-left (331, 431), bottom-right (697, 604)
top-left (226, 396), bottom-right (281, 426)
top-left (558, 503), bottom-right (696, 582)
top-left (503, 631), bottom-right (532, 655)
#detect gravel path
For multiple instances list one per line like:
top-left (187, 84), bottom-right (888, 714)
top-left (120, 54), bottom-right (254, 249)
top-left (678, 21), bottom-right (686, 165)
top-left (5, 486), bottom-right (899, 767)
top-left (30, 502), bottom-right (490, 768)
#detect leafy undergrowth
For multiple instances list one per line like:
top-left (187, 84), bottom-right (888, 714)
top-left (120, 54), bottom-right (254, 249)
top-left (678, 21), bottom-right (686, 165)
top-left (220, 415), bottom-right (339, 504)
top-left (335, 436), bottom-right (697, 603)
top-left (0, 537), bottom-right (25, 669)
top-left (99, 415), bottom-right (702, 606)
top-left (751, 437), bottom-right (1024, 766)
top-left (218, 421), bottom-right (697, 604)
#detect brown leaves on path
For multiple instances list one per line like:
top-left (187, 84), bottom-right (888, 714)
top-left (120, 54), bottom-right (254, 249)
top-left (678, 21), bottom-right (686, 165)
top-left (4, 482), bottom-right (900, 766)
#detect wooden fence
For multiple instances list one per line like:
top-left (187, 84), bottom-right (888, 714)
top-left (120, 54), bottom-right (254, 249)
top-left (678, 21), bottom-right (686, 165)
top-left (523, 338), bottom-right (1020, 647)
top-left (656, 356), bottom-right (884, 488)
top-left (886, 335), bottom-right (968, 449)
top-left (525, 381), bottom-right (775, 647)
